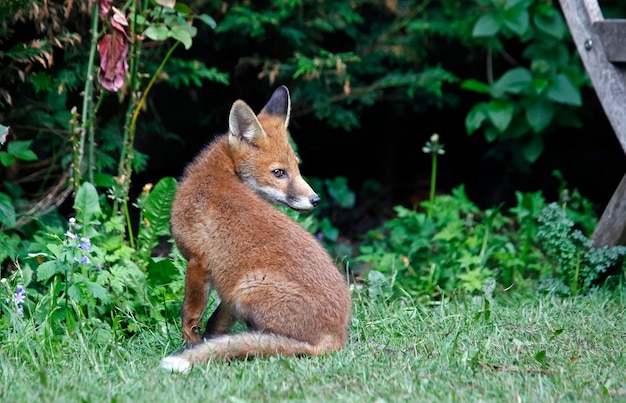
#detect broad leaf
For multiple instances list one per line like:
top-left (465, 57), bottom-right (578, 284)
top-left (486, 99), bottom-right (514, 133)
top-left (169, 25), bottom-right (196, 49)
top-left (144, 25), bottom-right (170, 41)
top-left (36, 260), bottom-right (59, 282)
top-left (504, 8), bottom-right (529, 36)
top-left (0, 152), bottom-right (14, 167)
top-left (472, 14), bottom-right (501, 37)
top-left (533, 12), bottom-right (566, 40)
top-left (465, 103), bottom-right (488, 134)
top-left (492, 67), bottom-right (532, 97)
top-left (197, 14), bottom-right (217, 29)
top-left (546, 74), bottom-right (582, 106)
top-left (174, 3), bottom-right (191, 14)
top-left (73, 182), bottom-right (101, 226)
top-left (8, 140), bottom-right (37, 161)
top-left (525, 101), bottom-right (555, 132)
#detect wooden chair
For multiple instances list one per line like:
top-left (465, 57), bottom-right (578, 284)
top-left (560, 0), bottom-right (626, 247)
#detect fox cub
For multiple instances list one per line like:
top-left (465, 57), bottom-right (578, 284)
top-left (160, 86), bottom-right (351, 372)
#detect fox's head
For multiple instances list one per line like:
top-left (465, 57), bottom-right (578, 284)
top-left (228, 86), bottom-right (320, 212)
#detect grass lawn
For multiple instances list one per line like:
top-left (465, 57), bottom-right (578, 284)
top-left (1, 289), bottom-right (625, 402)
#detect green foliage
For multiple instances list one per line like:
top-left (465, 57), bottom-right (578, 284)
top-left (0, 180), bottom-right (184, 340)
top-left (537, 203), bottom-right (626, 295)
top-left (136, 177), bottom-right (177, 268)
top-left (210, 1), bottom-right (461, 130)
top-left (463, 0), bottom-right (586, 166)
top-left (358, 182), bottom-right (624, 300)
top-left (163, 58), bottom-right (230, 89)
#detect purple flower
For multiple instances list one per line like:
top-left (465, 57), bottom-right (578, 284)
top-left (13, 285), bottom-right (26, 305)
top-left (65, 230), bottom-right (77, 240)
top-left (13, 285), bottom-right (25, 317)
top-left (80, 256), bottom-right (90, 264)
top-left (78, 237), bottom-right (91, 251)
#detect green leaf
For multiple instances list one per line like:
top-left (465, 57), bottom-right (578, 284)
top-left (36, 260), bottom-right (59, 283)
top-left (7, 140), bottom-right (37, 161)
top-left (169, 25), bottom-right (196, 49)
top-left (504, 8), bottom-right (529, 36)
top-left (197, 14), bottom-right (216, 29)
top-left (486, 99), bottom-right (514, 133)
top-left (520, 134), bottom-right (544, 163)
top-left (147, 257), bottom-right (179, 286)
top-left (465, 103), bottom-right (488, 134)
top-left (144, 25), bottom-right (170, 41)
top-left (174, 3), bottom-right (191, 14)
top-left (460, 79), bottom-right (491, 94)
top-left (73, 182), bottom-right (101, 226)
top-left (84, 281), bottom-right (108, 301)
top-left (525, 101), bottom-right (555, 132)
top-left (68, 283), bottom-right (82, 303)
top-left (0, 192), bottom-right (16, 227)
top-left (533, 12), bottom-right (566, 40)
top-left (137, 177), bottom-right (177, 265)
top-left (492, 67), bottom-right (532, 97)
top-left (472, 14), bottom-right (502, 37)
top-left (546, 74), bottom-right (582, 106)
top-left (0, 152), bottom-right (14, 167)
top-left (143, 177), bottom-right (177, 236)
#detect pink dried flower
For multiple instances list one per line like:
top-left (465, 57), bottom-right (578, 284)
top-left (97, 8), bottom-right (130, 92)
top-left (98, 0), bottom-right (114, 17)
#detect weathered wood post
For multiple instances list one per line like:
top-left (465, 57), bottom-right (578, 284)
top-left (559, 0), bottom-right (626, 247)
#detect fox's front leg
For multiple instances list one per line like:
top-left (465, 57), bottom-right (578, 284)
top-left (181, 256), bottom-right (210, 345)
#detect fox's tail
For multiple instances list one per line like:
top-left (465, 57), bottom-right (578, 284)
top-left (160, 332), bottom-right (329, 373)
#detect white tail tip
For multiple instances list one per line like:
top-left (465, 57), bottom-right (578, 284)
top-left (160, 355), bottom-right (191, 374)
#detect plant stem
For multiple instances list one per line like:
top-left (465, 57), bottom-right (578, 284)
top-left (428, 153), bottom-right (437, 218)
top-left (78, 0), bottom-right (100, 189)
top-left (118, 41), bottom-right (180, 245)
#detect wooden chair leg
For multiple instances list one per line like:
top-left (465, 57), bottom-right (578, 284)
top-left (592, 171), bottom-right (626, 247)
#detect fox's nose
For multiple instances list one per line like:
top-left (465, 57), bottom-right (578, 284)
top-left (310, 194), bottom-right (321, 207)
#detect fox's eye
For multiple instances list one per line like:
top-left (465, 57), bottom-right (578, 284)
top-left (272, 169), bottom-right (286, 178)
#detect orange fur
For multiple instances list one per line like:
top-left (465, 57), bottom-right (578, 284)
top-left (161, 87), bottom-right (351, 372)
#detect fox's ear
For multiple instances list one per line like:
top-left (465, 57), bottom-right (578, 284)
top-left (229, 100), bottom-right (266, 145)
top-left (260, 85), bottom-right (291, 128)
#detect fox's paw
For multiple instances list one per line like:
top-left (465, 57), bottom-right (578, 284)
top-left (160, 355), bottom-right (191, 374)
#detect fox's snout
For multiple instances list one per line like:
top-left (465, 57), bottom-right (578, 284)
top-left (285, 176), bottom-right (320, 212)
top-left (310, 194), bottom-right (320, 207)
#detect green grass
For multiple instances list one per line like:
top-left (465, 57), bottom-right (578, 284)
top-left (2, 289), bottom-right (626, 402)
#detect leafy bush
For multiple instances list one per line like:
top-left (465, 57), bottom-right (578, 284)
top-left (358, 185), bottom-right (625, 300)
top-left (1, 179), bottom-right (184, 341)
top-left (463, 0), bottom-right (587, 167)
top-left (537, 203), bottom-right (626, 295)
